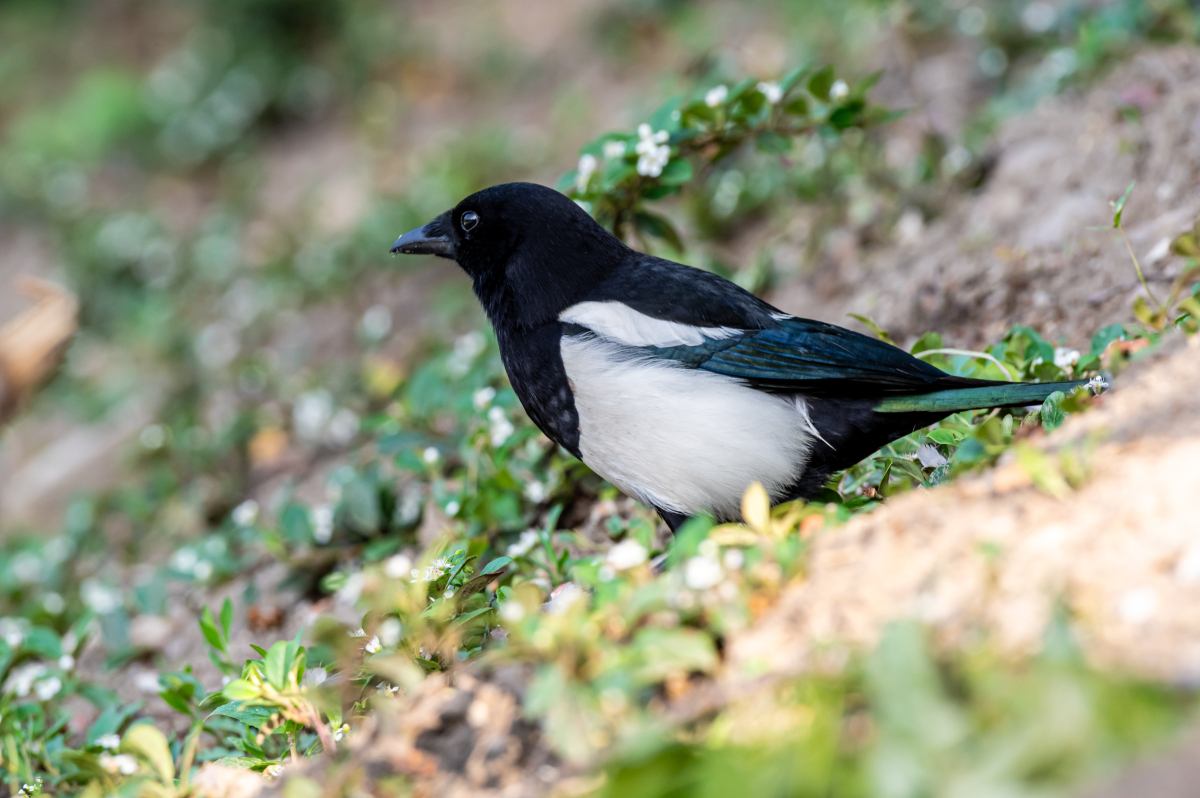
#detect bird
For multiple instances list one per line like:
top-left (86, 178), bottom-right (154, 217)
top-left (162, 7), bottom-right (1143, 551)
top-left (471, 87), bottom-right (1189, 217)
top-left (391, 182), bottom-right (1087, 531)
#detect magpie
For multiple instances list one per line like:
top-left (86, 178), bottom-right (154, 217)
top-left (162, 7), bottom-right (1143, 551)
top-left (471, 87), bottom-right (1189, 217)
top-left (392, 182), bottom-right (1086, 531)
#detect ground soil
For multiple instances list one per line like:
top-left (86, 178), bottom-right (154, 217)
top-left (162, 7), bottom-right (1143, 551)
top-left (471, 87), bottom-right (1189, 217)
top-left (771, 48), bottom-right (1200, 352)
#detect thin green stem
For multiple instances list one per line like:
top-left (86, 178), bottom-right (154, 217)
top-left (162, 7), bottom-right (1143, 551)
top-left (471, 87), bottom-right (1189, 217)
top-left (1119, 226), bottom-right (1164, 312)
top-left (913, 348), bottom-right (1013, 381)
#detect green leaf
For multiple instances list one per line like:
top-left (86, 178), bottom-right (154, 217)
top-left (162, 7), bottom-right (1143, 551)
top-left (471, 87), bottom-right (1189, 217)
top-left (632, 628), bottom-right (718, 683)
top-left (453, 606), bottom-right (495, 627)
top-left (634, 211), bottom-right (684, 253)
top-left (1089, 323), bottom-right (1125, 356)
top-left (200, 607), bottom-right (224, 653)
top-left (220, 598), bottom-right (234, 640)
top-left (779, 63), bottom-right (813, 93)
top-left (657, 158), bottom-right (693, 186)
top-left (343, 477), bottom-right (382, 533)
top-left (481, 556), bottom-right (513, 576)
top-left (87, 702), bottom-right (142, 746)
top-left (223, 679), bottom-right (260, 702)
top-left (887, 457), bottom-right (927, 485)
top-left (264, 640), bottom-right (289, 690)
top-left (209, 703), bottom-right (276, 729)
top-left (754, 132), bottom-right (791, 153)
top-left (1041, 391), bottom-right (1066, 432)
top-left (847, 313), bottom-right (892, 342)
top-left (159, 690), bottom-right (193, 716)
top-left (456, 559), bottom-right (512, 602)
top-left (783, 96), bottom-right (809, 116)
top-left (829, 100), bottom-right (866, 129)
top-left (122, 724), bottom-right (174, 782)
top-left (22, 626), bottom-right (63, 658)
top-left (927, 429), bottom-right (964, 446)
top-left (808, 65), bottom-right (835, 100)
top-left (1112, 182), bottom-right (1135, 227)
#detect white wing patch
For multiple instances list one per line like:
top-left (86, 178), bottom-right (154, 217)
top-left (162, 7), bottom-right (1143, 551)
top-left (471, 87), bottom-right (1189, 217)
top-left (559, 301), bottom-right (742, 348)
top-left (560, 336), bottom-right (815, 520)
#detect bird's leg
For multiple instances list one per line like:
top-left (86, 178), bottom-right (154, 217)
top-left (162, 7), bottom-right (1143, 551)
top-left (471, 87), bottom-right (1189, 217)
top-left (656, 508), bottom-right (691, 534)
top-left (650, 507), bottom-right (692, 574)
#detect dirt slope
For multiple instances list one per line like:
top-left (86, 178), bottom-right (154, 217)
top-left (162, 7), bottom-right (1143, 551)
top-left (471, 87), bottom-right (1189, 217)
top-left (773, 48), bottom-right (1200, 351)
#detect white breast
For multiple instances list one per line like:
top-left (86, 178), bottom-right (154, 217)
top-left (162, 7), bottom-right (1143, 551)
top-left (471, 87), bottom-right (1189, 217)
top-left (560, 335), bottom-right (815, 520)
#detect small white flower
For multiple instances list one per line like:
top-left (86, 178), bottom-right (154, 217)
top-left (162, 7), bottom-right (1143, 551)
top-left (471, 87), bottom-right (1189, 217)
top-left (410, 557), bottom-right (451, 583)
top-left (332, 723), bottom-right (350, 742)
top-left (193, 560), bottom-right (213, 581)
top-left (313, 503), bottom-right (334, 544)
top-left (635, 124), bottom-right (671, 178)
top-left (499, 601), bottom-right (526, 622)
top-left (506, 529), bottom-right (540, 558)
top-left (303, 667), bottom-right (328, 687)
top-left (4, 662), bottom-right (46, 697)
top-left (472, 386), bottom-right (496, 410)
top-left (35, 676), bottom-right (62, 701)
top-left (231, 499), bottom-right (259, 527)
top-left (384, 554), bottom-right (413, 579)
top-left (263, 763), bottom-right (283, 780)
top-left (606, 539), bottom-right (648, 571)
top-left (100, 753), bottom-right (139, 775)
top-left (602, 140), bottom-right (626, 159)
top-left (705, 84), bottom-right (728, 107)
top-left (829, 79), bottom-right (849, 100)
top-left (81, 580), bottom-right (121, 614)
top-left (1081, 375), bottom-right (1109, 395)
top-left (723, 549), bottom-right (744, 570)
top-left (685, 556), bottom-right (723, 590)
top-left (443, 589), bottom-right (455, 599)
top-left (524, 480), bottom-right (547, 503)
top-left (134, 670), bottom-right (161, 694)
top-left (1053, 347), bottom-right (1081, 369)
top-left (293, 389), bottom-right (333, 441)
top-left (445, 500), bottom-right (461, 516)
top-left (364, 636), bottom-right (381, 654)
top-left (488, 406), bottom-right (515, 447)
top-left (43, 593), bottom-right (64, 615)
top-left (757, 81), bottom-right (783, 104)
top-left (97, 733), bottom-right (121, 751)
top-left (349, 627), bottom-right (367, 638)
top-left (422, 446), bottom-right (440, 465)
top-left (327, 408), bottom-right (360, 445)
top-left (576, 153), bottom-right (598, 192)
top-left (0, 618), bottom-right (24, 648)
top-left (915, 443), bottom-right (949, 469)
top-left (378, 618), bottom-right (402, 647)
top-left (337, 572), bottom-right (365, 605)
top-left (58, 654), bottom-right (75, 671)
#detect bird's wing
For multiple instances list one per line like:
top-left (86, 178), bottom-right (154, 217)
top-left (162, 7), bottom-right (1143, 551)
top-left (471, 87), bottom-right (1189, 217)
top-left (575, 257), bottom-right (984, 397)
top-left (649, 316), bottom-right (975, 397)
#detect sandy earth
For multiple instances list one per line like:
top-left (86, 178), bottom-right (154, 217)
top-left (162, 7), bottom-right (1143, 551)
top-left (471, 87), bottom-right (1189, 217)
top-left (772, 48), bottom-right (1200, 351)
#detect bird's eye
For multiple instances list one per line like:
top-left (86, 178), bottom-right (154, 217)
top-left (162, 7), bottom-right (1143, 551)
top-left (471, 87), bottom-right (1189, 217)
top-left (460, 211), bottom-right (479, 231)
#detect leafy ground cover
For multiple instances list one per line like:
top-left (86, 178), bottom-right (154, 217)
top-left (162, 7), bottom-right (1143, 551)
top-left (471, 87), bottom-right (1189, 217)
top-left (1, 1), bottom-right (1199, 796)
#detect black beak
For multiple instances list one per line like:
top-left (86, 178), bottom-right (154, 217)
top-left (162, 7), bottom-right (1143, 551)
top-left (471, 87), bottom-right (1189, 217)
top-left (390, 220), bottom-right (455, 259)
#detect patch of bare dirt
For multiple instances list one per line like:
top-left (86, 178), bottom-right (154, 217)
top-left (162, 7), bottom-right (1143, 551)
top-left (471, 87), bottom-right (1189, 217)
top-left (772, 47), bottom-right (1200, 351)
top-left (729, 334), bottom-right (1200, 684)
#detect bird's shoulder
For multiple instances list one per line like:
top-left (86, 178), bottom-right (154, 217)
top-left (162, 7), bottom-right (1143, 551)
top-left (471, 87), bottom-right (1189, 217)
top-left (555, 255), bottom-right (783, 351)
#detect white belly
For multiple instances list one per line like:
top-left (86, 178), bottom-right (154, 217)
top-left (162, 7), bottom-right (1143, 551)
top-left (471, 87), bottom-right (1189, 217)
top-left (560, 335), bottom-right (814, 520)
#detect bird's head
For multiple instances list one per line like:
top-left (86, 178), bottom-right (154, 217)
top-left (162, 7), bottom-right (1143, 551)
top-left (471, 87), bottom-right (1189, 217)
top-left (391, 182), bottom-right (629, 330)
